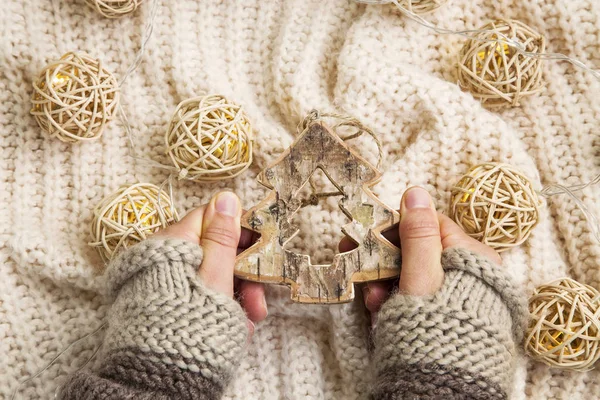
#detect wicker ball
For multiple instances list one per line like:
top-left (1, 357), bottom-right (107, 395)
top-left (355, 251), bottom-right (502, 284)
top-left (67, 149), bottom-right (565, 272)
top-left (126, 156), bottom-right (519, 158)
top-left (89, 183), bottom-right (179, 262)
top-left (398, 0), bottom-right (448, 14)
top-left (86, 0), bottom-right (144, 18)
top-left (457, 19), bottom-right (546, 107)
top-left (526, 278), bottom-right (600, 371)
top-left (31, 52), bottom-right (120, 143)
top-left (450, 162), bottom-right (541, 252)
top-left (165, 95), bottom-right (253, 182)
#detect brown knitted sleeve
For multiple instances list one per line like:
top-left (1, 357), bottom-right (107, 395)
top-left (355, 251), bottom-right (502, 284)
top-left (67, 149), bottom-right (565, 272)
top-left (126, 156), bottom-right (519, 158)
top-left (58, 238), bottom-right (248, 400)
top-left (371, 248), bottom-right (528, 400)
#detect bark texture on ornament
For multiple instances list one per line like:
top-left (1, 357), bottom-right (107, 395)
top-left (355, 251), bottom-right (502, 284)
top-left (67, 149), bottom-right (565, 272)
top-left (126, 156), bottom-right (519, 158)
top-left (235, 121), bottom-right (400, 303)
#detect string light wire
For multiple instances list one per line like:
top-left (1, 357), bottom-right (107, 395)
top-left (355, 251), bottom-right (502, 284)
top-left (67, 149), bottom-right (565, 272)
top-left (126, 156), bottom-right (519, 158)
top-left (13, 0), bottom-right (160, 397)
top-left (355, 0), bottom-right (600, 81)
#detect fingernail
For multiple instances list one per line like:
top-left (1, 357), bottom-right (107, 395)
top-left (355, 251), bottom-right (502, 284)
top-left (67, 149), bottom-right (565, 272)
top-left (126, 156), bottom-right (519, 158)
top-left (404, 187), bottom-right (431, 209)
top-left (215, 192), bottom-right (240, 217)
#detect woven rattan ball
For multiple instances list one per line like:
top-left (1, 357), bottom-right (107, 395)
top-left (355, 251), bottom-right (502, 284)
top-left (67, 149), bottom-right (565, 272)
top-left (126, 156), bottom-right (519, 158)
top-left (450, 162), bottom-right (541, 252)
top-left (89, 183), bottom-right (179, 262)
top-left (86, 0), bottom-right (144, 18)
top-left (457, 19), bottom-right (546, 107)
top-left (31, 52), bottom-right (120, 143)
top-left (398, 0), bottom-right (448, 14)
top-left (165, 95), bottom-right (253, 182)
top-left (526, 278), bottom-right (600, 371)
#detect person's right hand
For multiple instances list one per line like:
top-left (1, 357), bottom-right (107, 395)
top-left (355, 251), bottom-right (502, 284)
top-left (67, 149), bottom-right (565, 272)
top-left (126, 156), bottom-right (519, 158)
top-left (341, 186), bottom-right (502, 324)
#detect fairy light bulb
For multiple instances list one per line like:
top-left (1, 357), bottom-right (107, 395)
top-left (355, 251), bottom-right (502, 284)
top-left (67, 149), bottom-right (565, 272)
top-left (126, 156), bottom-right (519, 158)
top-left (476, 40), bottom-right (512, 73)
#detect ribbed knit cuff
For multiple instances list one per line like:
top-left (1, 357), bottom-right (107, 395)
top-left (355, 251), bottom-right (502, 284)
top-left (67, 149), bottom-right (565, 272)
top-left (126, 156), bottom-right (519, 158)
top-left (60, 238), bottom-right (248, 400)
top-left (372, 248), bottom-right (527, 400)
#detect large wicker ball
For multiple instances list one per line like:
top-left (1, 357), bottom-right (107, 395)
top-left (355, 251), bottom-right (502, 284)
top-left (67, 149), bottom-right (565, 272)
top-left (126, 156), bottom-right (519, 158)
top-left (89, 183), bottom-right (179, 262)
top-left (31, 52), bottom-right (120, 143)
top-left (165, 95), bottom-right (253, 182)
top-left (457, 19), bottom-right (546, 107)
top-left (450, 162), bottom-right (541, 252)
top-left (86, 0), bottom-right (144, 18)
top-left (526, 278), bottom-right (600, 371)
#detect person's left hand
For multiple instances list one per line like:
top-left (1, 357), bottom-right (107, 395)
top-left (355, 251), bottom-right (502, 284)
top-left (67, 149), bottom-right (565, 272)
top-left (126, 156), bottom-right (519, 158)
top-left (340, 187), bottom-right (502, 325)
top-left (154, 191), bottom-right (267, 337)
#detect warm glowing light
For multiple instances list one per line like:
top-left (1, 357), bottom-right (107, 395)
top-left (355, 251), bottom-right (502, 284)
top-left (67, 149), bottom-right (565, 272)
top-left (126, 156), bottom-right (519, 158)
top-left (115, 199), bottom-right (158, 228)
top-left (51, 72), bottom-right (69, 87)
top-left (202, 133), bottom-right (248, 158)
top-left (477, 41), bottom-right (511, 72)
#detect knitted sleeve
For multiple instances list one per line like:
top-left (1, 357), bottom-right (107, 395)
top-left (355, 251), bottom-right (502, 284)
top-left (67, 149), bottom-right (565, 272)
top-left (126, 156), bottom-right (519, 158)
top-left (58, 238), bottom-right (248, 400)
top-left (371, 248), bottom-right (528, 400)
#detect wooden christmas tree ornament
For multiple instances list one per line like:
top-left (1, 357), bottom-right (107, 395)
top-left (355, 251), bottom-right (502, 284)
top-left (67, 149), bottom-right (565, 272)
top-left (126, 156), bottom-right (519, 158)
top-left (89, 183), bottom-right (179, 261)
top-left (31, 52), bottom-right (120, 143)
top-left (450, 162), bottom-right (541, 252)
top-left (457, 19), bottom-right (546, 107)
top-left (165, 95), bottom-right (253, 182)
top-left (86, 0), bottom-right (144, 18)
top-left (235, 112), bottom-right (400, 304)
top-left (526, 278), bottom-right (600, 371)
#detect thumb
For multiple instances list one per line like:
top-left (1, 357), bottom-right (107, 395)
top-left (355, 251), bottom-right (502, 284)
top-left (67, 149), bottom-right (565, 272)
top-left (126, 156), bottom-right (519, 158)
top-left (398, 187), bottom-right (444, 296)
top-left (199, 191), bottom-right (242, 297)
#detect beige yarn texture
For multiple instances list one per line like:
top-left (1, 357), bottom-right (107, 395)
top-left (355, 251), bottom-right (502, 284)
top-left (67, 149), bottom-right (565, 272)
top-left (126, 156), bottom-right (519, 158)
top-left (2, 1), bottom-right (600, 399)
top-left (165, 95), bottom-right (253, 182)
top-left (526, 278), bottom-right (600, 371)
top-left (89, 183), bottom-right (179, 262)
top-left (457, 19), bottom-right (546, 107)
top-left (31, 52), bottom-right (120, 142)
top-left (450, 162), bottom-right (542, 252)
top-left (86, 0), bottom-right (144, 18)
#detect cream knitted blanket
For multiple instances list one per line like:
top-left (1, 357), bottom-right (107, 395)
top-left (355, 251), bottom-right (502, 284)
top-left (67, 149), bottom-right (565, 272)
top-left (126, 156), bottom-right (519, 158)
top-left (2, 0), bottom-right (599, 398)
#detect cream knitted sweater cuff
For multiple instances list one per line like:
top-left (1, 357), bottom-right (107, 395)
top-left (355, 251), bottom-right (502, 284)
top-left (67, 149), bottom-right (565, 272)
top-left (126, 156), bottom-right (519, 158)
top-left (59, 238), bottom-right (249, 400)
top-left (371, 248), bottom-right (528, 400)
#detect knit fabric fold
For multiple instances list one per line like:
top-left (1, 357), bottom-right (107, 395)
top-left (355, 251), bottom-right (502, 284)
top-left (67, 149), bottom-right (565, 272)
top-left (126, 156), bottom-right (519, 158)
top-left (58, 239), bottom-right (249, 400)
top-left (372, 248), bottom-right (528, 400)
top-left (3, 1), bottom-right (600, 398)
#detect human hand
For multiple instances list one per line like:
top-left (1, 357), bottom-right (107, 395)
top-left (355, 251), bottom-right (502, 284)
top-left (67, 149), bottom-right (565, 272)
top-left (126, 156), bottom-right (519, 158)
top-left (341, 186), bottom-right (501, 324)
top-left (154, 191), bottom-right (267, 336)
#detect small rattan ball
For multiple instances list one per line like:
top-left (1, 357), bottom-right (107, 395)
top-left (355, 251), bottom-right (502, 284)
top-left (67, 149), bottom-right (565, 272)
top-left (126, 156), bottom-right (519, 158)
top-left (89, 183), bottom-right (179, 262)
top-left (165, 95), bottom-right (253, 182)
top-left (31, 52), bottom-right (120, 143)
top-left (398, 0), bottom-right (448, 14)
top-left (526, 278), bottom-right (600, 371)
top-left (450, 162), bottom-right (541, 252)
top-left (86, 0), bottom-right (144, 18)
top-left (457, 19), bottom-right (546, 107)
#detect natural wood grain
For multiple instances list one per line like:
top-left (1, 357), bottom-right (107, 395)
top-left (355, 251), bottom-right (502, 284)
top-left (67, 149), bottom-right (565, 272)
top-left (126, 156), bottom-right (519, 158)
top-left (235, 120), bottom-right (400, 303)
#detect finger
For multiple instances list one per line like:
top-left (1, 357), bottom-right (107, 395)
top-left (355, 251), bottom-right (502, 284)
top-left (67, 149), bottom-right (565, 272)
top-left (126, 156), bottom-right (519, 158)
top-left (382, 224), bottom-right (400, 247)
top-left (199, 191), bottom-right (242, 297)
top-left (362, 281), bottom-right (392, 315)
top-left (438, 212), bottom-right (502, 265)
top-left (339, 236), bottom-right (357, 252)
top-left (398, 187), bottom-right (444, 296)
top-left (237, 280), bottom-right (268, 323)
top-left (153, 206), bottom-right (207, 244)
top-left (238, 227), bottom-right (261, 252)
